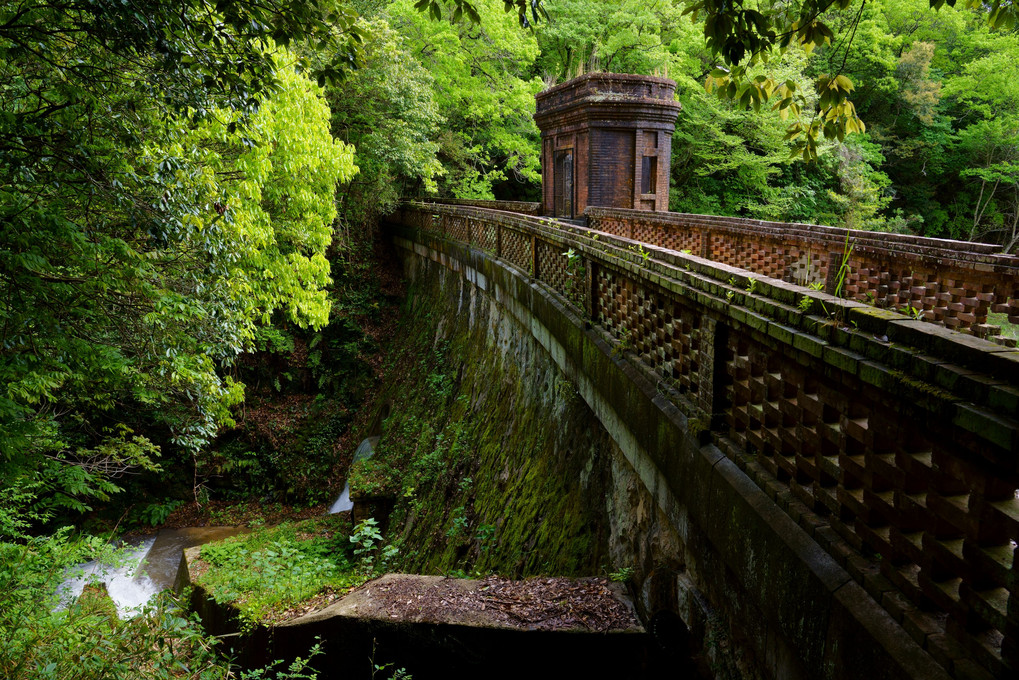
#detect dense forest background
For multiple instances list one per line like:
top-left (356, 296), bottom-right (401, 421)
top-left (1, 0), bottom-right (1017, 676)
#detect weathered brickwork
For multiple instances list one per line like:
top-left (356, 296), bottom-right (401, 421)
top-left (588, 207), bottom-right (1019, 344)
top-left (535, 239), bottom-right (569, 299)
top-left (724, 329), bottom-right (1018, 674)
top-left (392, 201), bottom-right (1019, 680)
top-left (417, 197), bottom-right (542, 215)
top-left (534, 73), bottom-right (681, 218)
top-left (595, 264), bottom-right (705, 409)
top-left (473, 217), bottom-right (497, 253)
top-left (500, 227), bottom-right (532, 275)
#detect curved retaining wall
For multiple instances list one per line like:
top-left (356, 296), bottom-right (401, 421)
top-left (389, 201), bottom-right (1019, 680)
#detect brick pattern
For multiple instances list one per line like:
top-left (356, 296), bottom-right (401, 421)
top-left (842, 264), bottom-right (1004, 331)
top-left (634, 220), bottom-right (701, 254)
top-left (423, 209), bottom-right (440, 233)
top-left (535, 240), bottom-right (569, 300)
top-left (708, 233), bottom-right (820, 281)
top-left (587, 208), bottom-right (1019, 344)
top-left (474, 218), bottom-right (497, 253)
top-left (394, 202), bottom-right (1019, 678)
top-left (725, 333), bottom-right (1019, 677)
top-left (501, 228), bottom-right (532, 274)
top-left (535, 73), bottom-right (680, 217)
top-left (595, 265), bottom-right (703, 397)
top-left (418, 198), bottom-right (541, 215)
top-left (444, 214), bottom-right (468, 243)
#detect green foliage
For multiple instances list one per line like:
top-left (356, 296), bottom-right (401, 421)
top-left (327, 17), bottom-right (445, 237)
top-left (196, 516), bottom-right (359, 626)
top-left (240, 645), bottom-right (323, 680)
top-left (389, 0), bottom-right (543, 199)
top-left (412, 0), bottom-right (546, 28)
top-left (609, 566), bottom-right (635, 583)
top-left (446, 506), bottom-right (470, 540)
top-left (350, 518), bottom-right (399, 574)
top-left (629, 244), bottom-right (652, 267)
top-left (0, 529), bottom-right (231, 679)
top-left (133, 500), bottom-right (184, 528)
top-left (683, 0), bottom-right (1018, 159)
top-left (0, 6), bottom-right (356, 519)
top-left (348, 459), bottom-right (403, 499)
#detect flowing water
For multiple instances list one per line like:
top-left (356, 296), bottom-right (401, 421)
top-left (328, 436), bottom-right (379, 514)
top-left (59, 436), bottom-right (376, 615)
top-left (59, 526), bottom-right (246, 617)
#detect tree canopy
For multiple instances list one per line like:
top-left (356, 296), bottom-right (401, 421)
top-left (0, 1), bottom-right (359, 521)
top-left (686, 0), bottom-right (1019, 160)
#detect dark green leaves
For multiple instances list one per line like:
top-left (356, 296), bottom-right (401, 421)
top-left (413, 0), bottom-right (544, 28)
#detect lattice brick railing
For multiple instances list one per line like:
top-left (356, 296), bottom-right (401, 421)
top-left (416, 197), bottom-right (542, 216)
top-left (587, 207), bottom-right (1019, 345)
top-left (391, 201), bottom-right (1019, 679)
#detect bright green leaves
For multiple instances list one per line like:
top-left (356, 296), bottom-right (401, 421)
top-left (685, 0), bottom-right (842, 65)
top-left (0, 3), bottom-right (354, 520)
top-left (392, 0), bottom-right (542, 198)
top-left (930, 0), bottom-right (1019, 30)
top-left (231, 60), bottom-right (358, 329)
top-left (704, 64), bottom-right (865, 160)
top-left (689, 4), bottom-right (776, 66)
top-left (327, 18), bottom-right (444, 228)
top-left (690, 1), bottom-right (868, 158)
top-left (705, 69), bottom-right (776, 113)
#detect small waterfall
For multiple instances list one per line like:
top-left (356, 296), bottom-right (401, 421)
top-left (58, 526), bottom-right (247, 618)
top-left (329, 436), bottom-right (380, 514)
top-left (58, 537), bottom-right (158, 617)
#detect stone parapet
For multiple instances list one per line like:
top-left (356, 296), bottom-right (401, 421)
top-left (391, 201), bottom-right (1019, 680)
top-left (586, 206), bottom-right (1019, 342)
top-left (416, 197), bottom-right (541, 215)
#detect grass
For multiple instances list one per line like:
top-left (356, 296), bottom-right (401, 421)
top-left (987, 312), bottom-right (1019, 341)
top-left (191, 514), bottom-right (365, 627)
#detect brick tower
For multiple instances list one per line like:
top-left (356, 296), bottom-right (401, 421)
top-left (534, 73), bottom-right (681, 219)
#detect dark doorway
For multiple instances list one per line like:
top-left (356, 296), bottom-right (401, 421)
top-left (554, 149), bottom-right (573, 218)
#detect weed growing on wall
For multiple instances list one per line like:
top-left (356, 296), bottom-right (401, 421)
top-left (562, 248), bottom-right (587, 308)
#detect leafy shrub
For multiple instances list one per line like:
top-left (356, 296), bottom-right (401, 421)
top-left (195, 516), bottom-right (360, 626)
top-left (349, 518), bottom-right (399, 575)
top-left (133, 499), bottom-right (183, 527)
top-left (347, 459), bottom-right (402, 500)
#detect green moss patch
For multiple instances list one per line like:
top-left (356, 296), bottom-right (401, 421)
top-left (353, 262), bottom-right (616, 579)
top-left (348, 458), bottom-right (402, 500)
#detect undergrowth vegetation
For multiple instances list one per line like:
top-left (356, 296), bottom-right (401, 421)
top-left (192, 514), bottom-right (400, 627)
top-left (0, 530), bottom-right (229, 680)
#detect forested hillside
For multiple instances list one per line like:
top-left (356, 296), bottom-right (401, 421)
top-left (1, 0), bottom-right (1017, 677)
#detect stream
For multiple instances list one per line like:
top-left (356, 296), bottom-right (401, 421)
top-left (59, 526), bottom-right (246, 617)
top-left (61, 436), bottom-right (378, 616)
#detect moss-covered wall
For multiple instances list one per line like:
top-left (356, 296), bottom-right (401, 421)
top-left (356, 253), bottom-right (679, 580)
